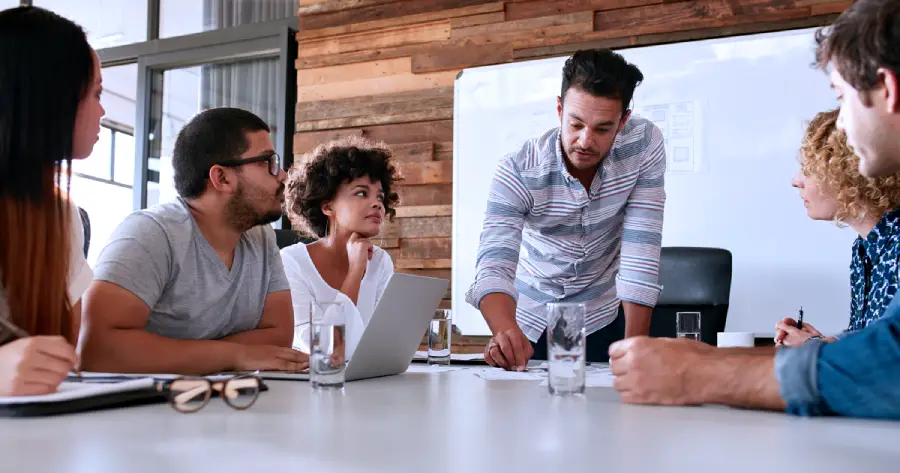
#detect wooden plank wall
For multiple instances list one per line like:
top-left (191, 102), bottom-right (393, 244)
top-left (294, 0), bottom-right (849, 313)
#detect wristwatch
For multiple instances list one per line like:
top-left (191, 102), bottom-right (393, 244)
top-left (807, 335), bottom-right (824, 341)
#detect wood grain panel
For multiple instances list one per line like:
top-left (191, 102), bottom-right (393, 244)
top-left (397, 184), bottom-right (453, 206)
top-left (399, 161), bottom-right (453, 185)
top-left (434, 142), bottom-right (453, 161)
top-left (381, 216), bottom-right (452, 239)
top-left (451, 11), bottom-right (594, 40)
top-left (298, 2), bottom-right (504, 39)
top-left (300, 0), bottom-right (499, 30)
top-left (449, 11), bottom-right (506, 29)
top-left (395, 258), bottom-right (452, 269)
top-left (295, 120), bottom-right (453, 154)
top-left (412, 42), bottom-right (512, 73)
top-left (298, 57), bottom-right (412, 87)
top-left (505, 0), bottom-right (663, 21)
top-left (296, 87), bottom-right (453, 122)
top-left (297, 0), bottom-right (395, 16)
top-left (298, 70), bottom-right (458, 102)
top-left (395, 205), bottom-right (453, 218)
top-left (391, 142), bottom-right (435, 163)
top-left (298, 21), bottom-right (451, 57)
top-left (296, 109), bottom-right (453, 131)
top-left (399, 237), bottom-right (451, 258)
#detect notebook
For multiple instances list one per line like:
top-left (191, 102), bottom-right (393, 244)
top-left (0, 377), bottom-right (165, 417)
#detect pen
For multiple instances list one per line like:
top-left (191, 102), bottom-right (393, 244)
top-left (797, 306), bottom-right (804, 330)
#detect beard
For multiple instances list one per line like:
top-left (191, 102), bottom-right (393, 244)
top-left (226, 182), bottom-right (284, 231)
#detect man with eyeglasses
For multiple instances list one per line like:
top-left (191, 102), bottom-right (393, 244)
top-left (79, 107), bottom-right (307, 375)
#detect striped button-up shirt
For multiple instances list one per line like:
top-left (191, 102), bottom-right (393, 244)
top-left (465, 117), bottom-right (666, 341)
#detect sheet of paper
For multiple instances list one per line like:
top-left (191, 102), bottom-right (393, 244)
top-left (472, 368), bottom-right (545, 381)
top-left (405, 364), bottom-right (462, 374)
top-left (474, 365), bottom-right (616, 387)
top-left (76, 372), bottom-right (234, 382)
top-left (0, 378), bottom-right (155, 405)
top-left (413, 351), bottom-right (484, 362)
top-left (539, 367), bottom-right (616, 388)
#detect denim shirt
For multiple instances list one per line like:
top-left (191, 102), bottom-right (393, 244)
top-left (848, 207), bottom-right (900, 330)
top-left (775, 293), bottom-right (900, 419)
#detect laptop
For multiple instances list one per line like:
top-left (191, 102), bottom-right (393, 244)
top-left (253, 272), bottom-right (449, 382)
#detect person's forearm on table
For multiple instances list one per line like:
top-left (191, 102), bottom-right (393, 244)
top-left (622, 301), bottom-right (652, 338)
top-left (694, 353), bottom-right (786, 410)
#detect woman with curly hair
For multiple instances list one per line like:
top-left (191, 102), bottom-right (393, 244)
top-left (776, 109), bottom-right (900, 346)
top-left (282, 136), bottom-right (401, 357)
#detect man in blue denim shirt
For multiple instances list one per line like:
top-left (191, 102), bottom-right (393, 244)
top-left (608, 0), bottom-right (900, 419)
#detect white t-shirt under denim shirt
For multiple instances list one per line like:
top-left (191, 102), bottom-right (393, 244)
top-left (281, 243), bottom-right (393, 359)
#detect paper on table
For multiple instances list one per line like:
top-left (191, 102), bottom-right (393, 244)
top-left (474, 365), bottom-right (616, 387)
top-left (539, 366), bottom-right (616, 388)
top-left (75, 372), bottom-right (235, 382)
top-left (0, 378), bottom-right (156, 405)
top-left (472, 368), bottom-right (545, 381)
top-left (414, 351), bottom-right (484, 362)
top-left (405, 364), bottom-right (462, 374)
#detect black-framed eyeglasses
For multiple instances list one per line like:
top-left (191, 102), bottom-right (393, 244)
top-left (216, 152), bottom-right (282, 177)
top-left (157, 374), bottom-right (262, 413)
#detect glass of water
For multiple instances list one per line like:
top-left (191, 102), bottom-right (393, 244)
top-left (310, 300), bottom-right (348, 390)
top-left (428, 309), bottom-right (452, 365)
top-left (676, 312), bottom-right (701, 341)
top-left (546, 302), bottom-right (586, 396)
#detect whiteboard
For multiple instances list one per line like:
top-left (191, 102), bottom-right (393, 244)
top-left (452, 28), bottom-right (855, 336)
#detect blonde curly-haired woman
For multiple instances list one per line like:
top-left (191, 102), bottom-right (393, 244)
top-left (778, 109), bottom-right (900, 345)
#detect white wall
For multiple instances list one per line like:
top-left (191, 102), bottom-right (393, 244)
top-left (453, 28), bottom-right (854, 337)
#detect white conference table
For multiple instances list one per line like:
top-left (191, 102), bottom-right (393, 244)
top-left (1, 366), bottom-right (898, 473)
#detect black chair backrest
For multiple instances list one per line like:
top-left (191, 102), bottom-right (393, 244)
top-left (78, 207), bottom-right (90, 258)
top-left (648, 247), bottom-right (733, 345)
top-left (274, 228), bottom-right (313, 250)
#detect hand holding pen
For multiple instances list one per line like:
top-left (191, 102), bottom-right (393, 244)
top-left (774, 307), bottom-right (825, 346)
top-left (0, 289), bottom-right (80, 396)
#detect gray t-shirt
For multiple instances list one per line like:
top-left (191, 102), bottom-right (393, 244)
top-left (93, 198), bottom-right (290, 340)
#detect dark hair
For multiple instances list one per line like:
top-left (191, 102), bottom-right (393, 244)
top-left (285, 137), bottom-right (401, 238)
top-left (0, 6), bottom-right (94, 201)
top-left (172, 107), bottom-right (270, 199)
top-left (815, 0), bottom-right (900, 97)
top-left (561, 49), bottom-right (644, 116)
top-left (0, 6), bottom-right (94, 339)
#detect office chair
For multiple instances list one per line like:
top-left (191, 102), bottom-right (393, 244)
top-left (274, 228), bottom-right (311, 250)
top-left (78, 207), bottom-right (90, 258)
top-left (648, 247), bottom-right (733, 345)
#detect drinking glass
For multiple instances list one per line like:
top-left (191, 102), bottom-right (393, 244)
top-left (310, 300), bottom-right (348, 390)
top-left (676, 312), bottom-right (702, 341)
top-left (428, 309), bottom-right (452, 365)
top-left (546, 302), bottom-right (586, 396)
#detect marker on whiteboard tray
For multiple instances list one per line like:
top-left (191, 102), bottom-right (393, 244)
top-left (797, 306), bottom-right (804, 330)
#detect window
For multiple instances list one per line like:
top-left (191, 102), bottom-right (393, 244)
top-left (33, 0), bottom-right (148, 48)
top-left (68, 63), bottom-right (138, 264)
top-left (160, 0), bottom-right (298, 38)
top-left (148, 57), bottom-right (281, 206)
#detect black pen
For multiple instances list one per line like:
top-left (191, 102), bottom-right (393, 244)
top-left (797, 306), bottom-right (804, 330)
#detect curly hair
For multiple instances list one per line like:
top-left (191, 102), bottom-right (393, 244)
top-left (800, 109), bottom-right (900, 223)
top-left (285, 136), bottom-right (401, 238)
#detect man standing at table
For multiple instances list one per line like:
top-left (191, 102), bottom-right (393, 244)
top-left (610, 0), bottom-right (900, 419)
top-left (466, 49), bottom-right (666, 371)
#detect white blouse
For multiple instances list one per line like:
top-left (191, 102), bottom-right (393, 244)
top-left (66, 198), bottom-right (93, 305)
top-left (281, 243), bottom-right (394, 359)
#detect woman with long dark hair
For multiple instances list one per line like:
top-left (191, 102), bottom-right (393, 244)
top-left (0, 6), bottom-right (105, 395)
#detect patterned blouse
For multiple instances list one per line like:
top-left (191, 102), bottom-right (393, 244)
top-left (848, 207), bottom-right (900, 331)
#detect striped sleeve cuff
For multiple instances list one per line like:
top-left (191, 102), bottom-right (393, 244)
top-left (465, 275), bottom-right (518, 309)
top-left (615, 274), bottom-right (662, 307)
top-left (775, 341), bottom-right (826, 416)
